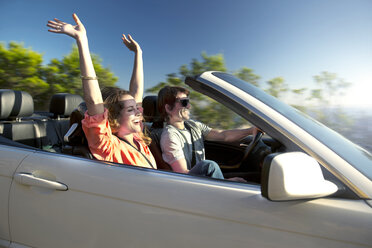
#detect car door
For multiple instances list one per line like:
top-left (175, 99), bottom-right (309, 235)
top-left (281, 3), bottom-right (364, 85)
top-left (8, 148), bottom-right (372, 248)
top-left (0, 144), bottom-right (33, 248)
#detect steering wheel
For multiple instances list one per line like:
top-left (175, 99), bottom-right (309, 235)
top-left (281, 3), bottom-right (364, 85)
top-left (240, 131), bottom-right (263, 163)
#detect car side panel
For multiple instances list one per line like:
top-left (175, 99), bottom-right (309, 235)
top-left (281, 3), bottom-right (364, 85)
top-left (8, 151), bottom-right (372, 248)
top-left (0, 146), bottom-right (32, 244)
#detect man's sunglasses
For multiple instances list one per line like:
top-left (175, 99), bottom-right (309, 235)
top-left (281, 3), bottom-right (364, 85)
top-left (176, 98), bottom-right (190, 107)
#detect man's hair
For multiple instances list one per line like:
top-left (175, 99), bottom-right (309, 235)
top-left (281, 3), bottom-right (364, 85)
top-left (157, 86), bottom-right (189, 121)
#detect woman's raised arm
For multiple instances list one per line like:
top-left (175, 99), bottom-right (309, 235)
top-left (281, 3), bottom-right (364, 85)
top-left (122, 34), bottom-right (143, 103)
top-left (47, 13), bottom-right (104, 116)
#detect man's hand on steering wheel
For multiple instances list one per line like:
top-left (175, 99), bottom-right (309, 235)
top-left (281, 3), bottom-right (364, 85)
top-left (240, 128), bottom-right (264, 163)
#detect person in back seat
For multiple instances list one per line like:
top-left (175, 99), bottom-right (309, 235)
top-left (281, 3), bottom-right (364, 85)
top-left (47, 13), bottom-right (156, 168)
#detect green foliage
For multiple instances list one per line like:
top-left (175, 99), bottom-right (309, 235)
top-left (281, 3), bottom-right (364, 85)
top-left (147, 52), bottom-right (227, 95)
top-left (0, 42), bottom-right (355, 135)
top-left (307, 71), bottom-right (353, 132)
top-left (265, 77), bottom-right (288, 98)
top-left (147, 51), bottom-right (356, 134)
top-left (146, 73), bottom-right (184, 93)
top-left (311, 71), bottom-right (351, 104)
top-left (147, 52), bottom-right (248, 129)
top-left (290, 88), bottom-right (308, 112)
top-left (292, 88), bottom-right (307, 95)
top-left (41, 45), bottom-right (117, 110)
top-left (0, 42), bottom-right (49, 102)
top-left (0, 42), bottom-right (118, 110)
top-left (180, 52), bottom-right (227, 77)
top-left (234, 67), bottom-right (260, 87)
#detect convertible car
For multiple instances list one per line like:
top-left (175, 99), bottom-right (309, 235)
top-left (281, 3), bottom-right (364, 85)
top-left (0, 71), bottom-right (371, 248)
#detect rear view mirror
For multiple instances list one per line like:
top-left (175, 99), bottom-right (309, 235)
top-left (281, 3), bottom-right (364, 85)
top-left (261, 152), bottom-right (338, 201)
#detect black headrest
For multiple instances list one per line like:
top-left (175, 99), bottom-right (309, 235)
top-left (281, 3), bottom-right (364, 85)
top-left (69, 102), bottom-right (87, 125)
top-left (143, 95), bottom-right (159, 122)
top-left (49, 93), bottom-right (84, 117)
top-left (76, 102), bottom-right (88, 115)
top-left (65, 102), bottom-right (88, 145)
top-left (143, 95), bottom-right (164, 128)
top-left (0, 89), bottom-right (34, 120)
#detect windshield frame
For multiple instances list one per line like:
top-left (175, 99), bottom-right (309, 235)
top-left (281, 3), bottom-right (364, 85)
top-left (208, 72), bottom-right (372, 181)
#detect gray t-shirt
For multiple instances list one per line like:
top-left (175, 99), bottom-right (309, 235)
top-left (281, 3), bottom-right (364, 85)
top-left (160, 120), bottom-right (211, 170)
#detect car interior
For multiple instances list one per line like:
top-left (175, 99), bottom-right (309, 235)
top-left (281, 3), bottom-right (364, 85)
top-left (0, 89), bottom-right (284, 184)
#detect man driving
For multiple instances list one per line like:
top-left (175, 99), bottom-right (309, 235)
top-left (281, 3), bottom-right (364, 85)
top-left (157, 86), bottom-right (260, 180)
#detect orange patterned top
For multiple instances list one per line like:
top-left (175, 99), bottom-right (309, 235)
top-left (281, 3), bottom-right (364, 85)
top-left (82, 109), bottom-right (156, 169)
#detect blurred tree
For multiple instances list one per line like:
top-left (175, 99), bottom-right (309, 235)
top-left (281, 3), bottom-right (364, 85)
top-left (0, 42), bottom-right (49, 105)
top-left (265, 77), bottom-right (288, 98)
top-left (41, 45), bottom-right (117, 110)
top-left (147, 52), bottom-right (255, 129)
top-left (307, 71), bottom-right (353, 133)
top-left (310, 71), bottom-right (351, 105)
top-left (1, 42), bottom-right (357, 139)
top-left (0, 42), bottom-right (118, 110)
top-left (290, 88), bottom-right (308, 112)
top-left (233, 67), bottom-right (260, 87)
top-left (265, 77), bottom-right (309, 112)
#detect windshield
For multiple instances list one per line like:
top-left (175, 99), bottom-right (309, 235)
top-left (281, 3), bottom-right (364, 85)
top-left (213, 72), bottom-right (372, 180)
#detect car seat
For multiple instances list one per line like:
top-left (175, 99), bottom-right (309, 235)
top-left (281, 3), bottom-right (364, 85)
top-left (62, 102), bottom-right (93, 159)
top-left (142, 95), bottom-right (172, 171)
top-left (45, 93), bottom-right (84, 152)
top-left (0, 89), bottom-right (45, 148)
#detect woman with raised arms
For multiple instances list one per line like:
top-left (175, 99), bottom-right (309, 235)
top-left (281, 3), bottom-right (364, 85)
top-left (47, 13), bottom-right (156, 169)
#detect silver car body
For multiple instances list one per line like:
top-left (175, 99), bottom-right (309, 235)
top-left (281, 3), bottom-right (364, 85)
top-left (0, 71), bottom-right (371, 248)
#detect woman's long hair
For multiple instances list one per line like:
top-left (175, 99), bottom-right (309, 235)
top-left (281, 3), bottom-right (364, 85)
top-left (102, 87), bottom-right (152, 145)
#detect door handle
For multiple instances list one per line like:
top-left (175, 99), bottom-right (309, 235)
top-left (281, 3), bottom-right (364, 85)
top-left (14, 173), bottom-right (68, 191)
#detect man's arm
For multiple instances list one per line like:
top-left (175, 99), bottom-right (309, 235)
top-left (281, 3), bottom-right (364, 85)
top-left (160, 129), bottom-right (190, 174)
top-left (170, 158), bottom-right (189, 174)
top-left (206, 127), bottom-right (260, 143)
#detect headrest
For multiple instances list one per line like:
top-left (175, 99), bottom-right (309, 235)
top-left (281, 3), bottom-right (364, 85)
top-left (69, 102), bottom-right (87, 125)
top-left (49, 93), bottom-right (84, 117)
top-left (143, 95), bottom-right (164, 128)
top-left (0, 89), bottom-right (34, 120)
top-left (143, 95), bottom-right (159, 122)
top-left (66, 102), bottom-right (88, 145)
top-left (0, 90), bottom-right (15, 119)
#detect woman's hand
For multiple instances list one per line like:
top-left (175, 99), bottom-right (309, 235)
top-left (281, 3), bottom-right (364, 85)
top-left (123, 34), bottom-right (144, 102)
top-left (122, 34), bottom-right (142, 53)
top-left (47, 13), bottom-right (86, 40)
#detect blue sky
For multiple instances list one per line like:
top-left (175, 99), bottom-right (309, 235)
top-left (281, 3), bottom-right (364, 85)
top-left (1, 0), bottom-right (372, 107)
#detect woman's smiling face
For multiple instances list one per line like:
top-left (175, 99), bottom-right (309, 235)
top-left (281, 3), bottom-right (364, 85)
top-left (117, 94), bottom-right (142, 136)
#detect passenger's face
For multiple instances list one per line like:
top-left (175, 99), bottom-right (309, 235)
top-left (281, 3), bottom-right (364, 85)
top-left (117, 94), bottom-right (142, 135)
top-left (167, 92), bottom-right (190, 121)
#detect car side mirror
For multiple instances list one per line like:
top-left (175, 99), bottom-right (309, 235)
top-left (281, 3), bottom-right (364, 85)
top-left (261, 152), bottom-right (338, 201)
